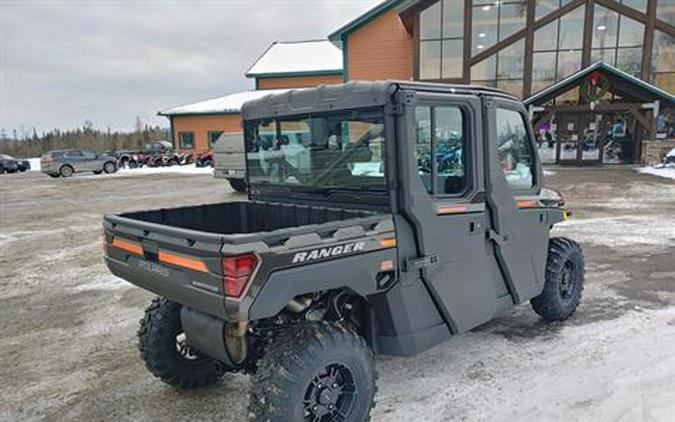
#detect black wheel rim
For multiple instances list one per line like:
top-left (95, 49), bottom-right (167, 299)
top-left (303, 363), bottom-right (357, 422)
top-left (559, 260), bottom-right (577, 301)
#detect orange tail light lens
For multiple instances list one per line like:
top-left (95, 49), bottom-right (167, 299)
top-left (222, 254), bottom-right (258, 298)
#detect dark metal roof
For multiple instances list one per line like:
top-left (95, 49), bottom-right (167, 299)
top-left (241, 80), bottom-right (519, 120)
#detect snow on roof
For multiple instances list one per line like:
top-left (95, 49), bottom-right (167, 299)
top-left (245, 40), bottom-right (343, 77)
top-left (158, 89), bottom-right (289, 116)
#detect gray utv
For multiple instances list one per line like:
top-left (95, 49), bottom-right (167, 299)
top-left (103, 81), bottom-right (584, 421)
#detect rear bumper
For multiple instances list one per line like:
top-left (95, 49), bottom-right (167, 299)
top-left (105, 255), bottom-right (231, 320)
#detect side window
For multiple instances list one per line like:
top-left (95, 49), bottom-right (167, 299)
top-left (414, 106), bottom-right (467, 195)
top-left (414, 107), bottom-right (433, 193)
top-left (495, 108), bottom-right (534, 190)
top-left (179, 132), bottom-right (195, 149)
top-left (435, 107), bottom-right (465, 194)
top-left (208, 131), bottom-right (223, 147)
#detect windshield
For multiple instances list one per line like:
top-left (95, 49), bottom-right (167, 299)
top-left (244, 108), bottom-right (386, 192)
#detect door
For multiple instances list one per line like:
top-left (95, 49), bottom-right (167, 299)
top-left (484, 98), bottom-right (549, 303)
top-left (556, 113), bottom-right (581, 164)
top-left (81, 150), bottom-right (100, 171)
top-left (65, 150), bottom-right (86, 172)
top-left (397, 93), bottom-right (508, 334)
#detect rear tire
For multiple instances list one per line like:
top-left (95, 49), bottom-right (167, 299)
top-left (59, 165), bottom-right (74, 178)
top-left (249, 322), bottom-right (376, 422)
top-left (531, 237), bottom-right (584, 321)
top-left (48, 173), bottom-right (60, 178)
top-left (138, 297), bottom-right (222, 389)
top-left (228, 178), bottom-right (246, 192)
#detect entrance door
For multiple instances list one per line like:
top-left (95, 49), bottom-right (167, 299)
top-left (397, 93), bottom-right (507, 334)
top-left (556, 113), bottom-right (581, 164)
top-left (484, 98), bottom-right (549, 303)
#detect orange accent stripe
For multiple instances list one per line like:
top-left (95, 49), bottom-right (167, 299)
top-left (158, 251), bottom-right (208, 273)
top-left (379, 238), bottom-right (397, 248)
top-left (437, 205), bottom-right (468, 215)
top-left (517, 200), bottom-right (539, 208)
top-left (111, 238), bottom-right (143, 255)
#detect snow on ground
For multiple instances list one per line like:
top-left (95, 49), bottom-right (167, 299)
top-left (555, 215), bottom-right (675, 251)
top-left (75, 164), bottom-right (213, 178)
top-left (27, 158), bottom-right (41, 171)
top-left (23, 157), bottom-right (212, 176)
top-left (376, 306), bottom-right (675, 422)
top-left (115, 164), bottom-right (213, 176)
top-left (636, 165), bottom-right (675, 181)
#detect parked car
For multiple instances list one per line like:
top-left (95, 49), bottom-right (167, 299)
top-left (0, 154), bottom-right (20, 174)
top-left (213, 132), bottom-right (246, 192)
top-left (16, 158), bottom-right (31, 172)
top-left (40, 149), bottom-right (117, 178)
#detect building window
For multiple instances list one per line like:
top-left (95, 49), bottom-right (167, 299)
top-left (472, 0), bottom-right (527, 55)
top-left (414, 105), bottom-right (467, 195)
top-left (535, 0), bottom-right (575, 20)
top-left (419, 0), bottom-right (464, 80)
top-left (651, 30), bottom-right (675, 93)
top-left (591, 5), bottom-right (645, 77)
top-left (620, 0), bottom-right (647, 13)
top-left (178, 132), bottom-right (195, 149)
top-left (471, 39), bottom-right (525, 97)
top-left (208, 131), bottom-right (224, 147)
top-left (656, 0), bottom-right (675, 24)
top-left (531, 5), bottom-right (585, 93)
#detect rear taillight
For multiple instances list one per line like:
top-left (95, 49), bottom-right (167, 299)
top-left (222, 254), bottom-right (258, 298)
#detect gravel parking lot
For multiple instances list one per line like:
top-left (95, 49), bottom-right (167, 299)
top-left (1, 168), bottom-right (674, 421)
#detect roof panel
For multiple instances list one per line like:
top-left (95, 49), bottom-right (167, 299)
top-left (245, 40), bottom-right (343, 78)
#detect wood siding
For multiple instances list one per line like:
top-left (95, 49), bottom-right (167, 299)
top-left (172, 114), bottom-right (241, 152)
top-left (347, 8), bottom-right (413, 81)
top-left (257, 74), bottom-right (343, 89)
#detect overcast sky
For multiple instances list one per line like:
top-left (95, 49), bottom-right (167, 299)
top-left (0, 0), bottom-right (381, 135)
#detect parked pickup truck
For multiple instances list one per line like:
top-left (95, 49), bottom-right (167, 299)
top-left (103, 81), bottom-right (583, 421)
top-left (213, 132), bottom-right (247, 192)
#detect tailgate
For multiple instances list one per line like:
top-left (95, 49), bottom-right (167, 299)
top-left (103, 215), bottom-right (229, 319)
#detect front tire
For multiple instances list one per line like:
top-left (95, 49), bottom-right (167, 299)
top-left (138, 297), bottom-right (222, 389)
top-left (531, 237), bottom-right (584, 321)
top-left (249, 322), bottom-right (376, 422)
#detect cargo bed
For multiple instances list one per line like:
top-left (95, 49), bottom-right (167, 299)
top-left (103, 200), bottom-right (393, 320)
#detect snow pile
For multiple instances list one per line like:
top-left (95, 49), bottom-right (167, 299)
top-left (27, 158), bottom-right (41, 171)
top-left (114, 164), bottom-right (213, 176)
top-left (637, 166), bottom-right (675, 181)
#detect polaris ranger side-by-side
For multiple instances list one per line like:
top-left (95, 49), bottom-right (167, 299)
top-left (103, 81), bottom-right (584, 421)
